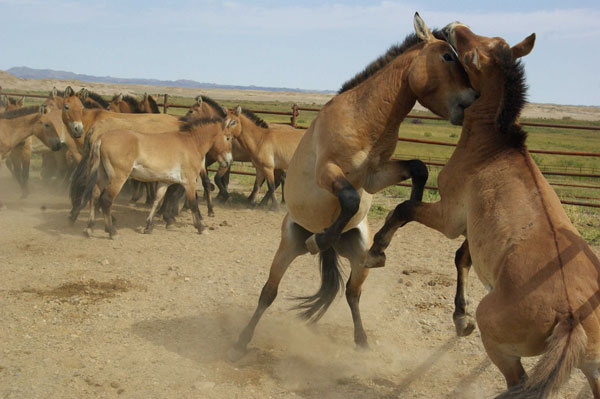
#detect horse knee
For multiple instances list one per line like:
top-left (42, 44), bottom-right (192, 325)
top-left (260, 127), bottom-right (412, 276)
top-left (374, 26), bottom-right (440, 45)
top-left (338, 184), bottom-right (360, 215)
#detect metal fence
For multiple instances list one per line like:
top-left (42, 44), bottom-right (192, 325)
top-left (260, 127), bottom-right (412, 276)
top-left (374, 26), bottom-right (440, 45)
top-left (2, 88), bottom-right (598, 209)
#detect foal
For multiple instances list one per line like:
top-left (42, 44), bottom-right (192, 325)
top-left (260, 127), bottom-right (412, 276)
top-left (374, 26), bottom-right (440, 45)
top-left (72, 117), bottom-right (238, 239)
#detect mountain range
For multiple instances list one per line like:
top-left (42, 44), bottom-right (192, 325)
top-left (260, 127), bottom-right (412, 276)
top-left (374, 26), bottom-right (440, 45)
top-left (6, 66), bottom-right (334, 94)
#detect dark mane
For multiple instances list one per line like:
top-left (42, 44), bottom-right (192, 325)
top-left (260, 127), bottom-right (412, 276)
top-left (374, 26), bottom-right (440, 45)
top-left (180, 117), bottom-right (223, 132)
top-left (7, 97), bottom-right (21, 105)
top-left (125, 95), bottom-right (144, 113)
top-left (85, 91), bottom-right (110, 108)
top-left (339, 30), bottom-right (444, 94)
top-left (0, 106), bottom-right (40, 119)
top-left (146, 95), bottom-right (160, 114)
top-left (49, 89), bottom-right (65, 98)
top-left (241, 108), bottom-right (269, 129)
top-left (200, 95), bottom-right (227, 118)
top-left (497, 48), bottom-right (528, 148)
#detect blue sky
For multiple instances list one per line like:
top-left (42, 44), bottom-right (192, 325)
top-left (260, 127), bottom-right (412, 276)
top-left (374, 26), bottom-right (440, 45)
top-left (1, 0), bottom-right (599, 105)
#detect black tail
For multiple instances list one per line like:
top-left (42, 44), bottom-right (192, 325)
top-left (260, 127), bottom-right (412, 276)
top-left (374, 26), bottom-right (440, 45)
top-left (292, 247), bottom-right (344, 323)
top-left (69, 131), bottom-right (99, 222)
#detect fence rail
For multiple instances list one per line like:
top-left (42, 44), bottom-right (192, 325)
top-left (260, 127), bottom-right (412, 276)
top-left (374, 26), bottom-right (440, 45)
top-left (2, 88), bottom-right (598, 209)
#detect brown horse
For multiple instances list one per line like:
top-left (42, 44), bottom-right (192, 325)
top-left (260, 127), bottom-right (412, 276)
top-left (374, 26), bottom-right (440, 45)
top-left (0, 105), bottom-right (63, 201)
top-left (367, 23), bottom-right (600, 398)
top-left (228, 13), bottom-right (478, 361)
top-left (107, 93), bottom-right (159, 114)
top-left (225, 106), bottom-right (304, 209)
top-left (71, 117), bottom-right (238, 239)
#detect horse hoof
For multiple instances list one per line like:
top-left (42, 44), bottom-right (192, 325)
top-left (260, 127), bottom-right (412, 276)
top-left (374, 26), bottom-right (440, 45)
top-left (454, 315), bottom-right (476, 337)
top-left (227, 346), bottom-right (246, 362)
top-left (110, 233), bottom-right (119, 241)
top-left (208, 211), bottom-right (215, 217)
top-left (247, 203), bottom-right (257, 210)
top-left (143, 228), bottom-right (152, 234)
top-left (84, 228), bottom-right (93, 238)
top-left (305, 235), bottom-right (320, 255)
top-left (364, 250), bottom-right (386, 268)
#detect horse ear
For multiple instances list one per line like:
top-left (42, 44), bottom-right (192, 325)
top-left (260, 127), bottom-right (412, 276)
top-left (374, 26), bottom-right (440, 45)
top-left (39, 104), bottom-right (47, 115)
top-left (64, 86), bottom-right (74, 97)
top-left (463, 48), bottom-right (488, 71)
top-left (142, 93), bottom-right (148, 101)
top-left (51, 87), bottom-right (58, 98)
top-left (117, 93), bottom-right (123, 102)
top-left (511, 33), bottom-right (536, 60)
top-left (413, 12), bottom-right (434, 42)
top-left (17, 97), bottom-right (25, 106)
top-left (195, 96), bottom-right (203, 106)
top-left (78, 88), bottom-right (88, 100)
top-left (235, 105), bottom-right (242, 116)
top-left (225, 118), bottom-right (237, 128)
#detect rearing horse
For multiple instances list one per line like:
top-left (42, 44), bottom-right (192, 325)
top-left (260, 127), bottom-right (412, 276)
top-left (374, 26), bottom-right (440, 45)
top-left (229, 13), bottom-right (478, 360)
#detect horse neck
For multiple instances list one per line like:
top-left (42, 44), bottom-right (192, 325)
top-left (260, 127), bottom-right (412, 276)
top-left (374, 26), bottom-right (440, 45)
top-left (350, 53), bottom-right (418, 137)
top-left (0, 113), bottom-right (39, 153)
top-left (189, 124), bottom-right (219, 156)
top-left (237, 116), bottom-right (266, 155)
top-left (458, 71), bottom-right (509, 156)
top-left (82, 108), bottom-right (103, 131)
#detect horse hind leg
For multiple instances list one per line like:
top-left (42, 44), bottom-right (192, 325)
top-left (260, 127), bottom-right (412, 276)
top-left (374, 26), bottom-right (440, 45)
top-left (333, 218), bottom-right (371, 348)
top-left (144, 182), bottom-right (170, 234)
top-left (228, 214), bottom-right (311, 361)
top-left (84, 184), bottom-right (101, 237)
top-left (453, 240), bottom-right (476, 337)
top-left (580, 361), bottom-right (600, 399)
top-left (99, 177), bottom-right (128, 239)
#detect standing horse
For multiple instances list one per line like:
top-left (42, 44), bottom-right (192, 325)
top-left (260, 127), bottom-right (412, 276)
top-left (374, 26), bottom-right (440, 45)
top-left (367, 23), bottom-right (600, 398)
top-left (71, 117), bottom-right (238, 239)
top-left (228, 14), bottom-right (477, 360)
top-left (225, 106), bottom-right (304, 209)
top-left (0, 105), bottom-right (62, 202)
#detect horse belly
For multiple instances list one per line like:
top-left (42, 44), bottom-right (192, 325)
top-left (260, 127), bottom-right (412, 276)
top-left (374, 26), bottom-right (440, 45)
top-left (130, 161), bottom-right (184, 184)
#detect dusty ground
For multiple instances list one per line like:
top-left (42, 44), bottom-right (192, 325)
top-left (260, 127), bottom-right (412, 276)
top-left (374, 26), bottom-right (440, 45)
top-left (1, 70), bottom-right (599, 121)
top-left (1, 168), bottom-right (598, 399)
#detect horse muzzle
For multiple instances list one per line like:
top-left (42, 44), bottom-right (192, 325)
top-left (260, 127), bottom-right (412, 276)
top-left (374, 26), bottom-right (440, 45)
top-left (50, 138), bottom-right (62, 151)
top-left (70, 122), bottom-right (84, 138)
top-left (449, 89), bottom-right (479, 126)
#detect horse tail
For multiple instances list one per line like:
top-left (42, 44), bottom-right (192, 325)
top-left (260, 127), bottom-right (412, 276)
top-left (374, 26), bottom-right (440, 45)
top-left (496, 317), bottom-right (587, 399)
top-left (69, 132), bottom-right (100, 222)
top-left (292, 247), bottom-right (344, 323)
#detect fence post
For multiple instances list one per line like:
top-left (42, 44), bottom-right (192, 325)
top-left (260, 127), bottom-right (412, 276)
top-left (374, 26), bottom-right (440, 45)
top-left (163, 94), bottom-right (169, 114)
top-left (291, 104), bottom-right (298, 127)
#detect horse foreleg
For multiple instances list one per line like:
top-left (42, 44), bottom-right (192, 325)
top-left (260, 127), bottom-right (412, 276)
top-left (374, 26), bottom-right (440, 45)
top-left (275, 169), bottom-right (286, 204)
top-left (453, 240), bottom-right (475, 337)
top-left (200, 168), bottom-right (215, 217)
top-left (228, 214), bottom-right (311, 361)
top-left (247, 168), bottom-right (265, 208)
top-left (144, 182), bottom-right (169, 234)
top-left (305, 162), bottom-right (360, 254)
top-left (215, 166), bottom-right (231, 203)
top-left (19, 145), bottom-right (31, 199)
top-left (185, 180), bottom-right (205, 234)
top-left (258, 168), bottom-right (278, 211)
top-left (160, 184), bottom-right (185, 228)
top-left (363, 159), bottom-right (428, 200)
top-left (366, 200), bottom-right (446, 268)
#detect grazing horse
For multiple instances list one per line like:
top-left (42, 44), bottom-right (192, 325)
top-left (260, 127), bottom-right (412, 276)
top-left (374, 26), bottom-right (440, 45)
top-left (228, 13), bottom-right (477, 360)
top-left (367, 23), bottom-right (600, 398)
top-left (225, 106), bottom-right (304, 209)
top-left (71, 117), bottom-right (238, 239)
top-left (0, 105), bottom-right (62, 202)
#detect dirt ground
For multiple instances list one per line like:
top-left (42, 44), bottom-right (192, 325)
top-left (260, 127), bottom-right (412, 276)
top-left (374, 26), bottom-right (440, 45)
top-left (1, 168), bottom-right (598, 399)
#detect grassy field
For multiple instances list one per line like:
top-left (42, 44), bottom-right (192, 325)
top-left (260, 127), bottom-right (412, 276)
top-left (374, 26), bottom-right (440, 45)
top-left (8, 89), bottom-right (600, 243)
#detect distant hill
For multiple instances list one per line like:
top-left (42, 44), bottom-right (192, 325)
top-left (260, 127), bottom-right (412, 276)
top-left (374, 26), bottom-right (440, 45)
top-left (6, 66), bottom-right (334, 94)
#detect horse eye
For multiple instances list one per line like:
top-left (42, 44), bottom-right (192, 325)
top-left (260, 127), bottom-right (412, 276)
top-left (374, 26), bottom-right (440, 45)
top-left (443, 53), bottom-right (454, 62)
top-left (44, 123), bottom-right (50, 128)
top-left (64, 104), bottom-right (70, 110)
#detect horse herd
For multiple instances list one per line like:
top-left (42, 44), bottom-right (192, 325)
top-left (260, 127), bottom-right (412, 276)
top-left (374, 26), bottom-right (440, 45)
top-left (1, 13), bottom-right (599, 399)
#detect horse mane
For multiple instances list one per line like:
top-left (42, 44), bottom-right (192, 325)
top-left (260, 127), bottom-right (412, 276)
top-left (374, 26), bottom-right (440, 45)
top-left (7, 97), bottom-right (20, 105)
top-left (200, 95), bottom-right (227, 118)
top-left (146, 95), bottom-right (160, 114)
top-left (49, 89), bottom-right (65, 98)
top-left (241, 108), bottom-right (269, 129)
top-left (496, 48), bottom-right (528, 148)
top-left (85, 91), bottom-right (110, 108)
top-left (339, 29), bottom-right (444, 94)
top-left (123, 95), bottom-right (145, 113)
top-left (0, 106), bottom-right (40, 119)
top-left (179, 117), bottom-right (223, 132)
